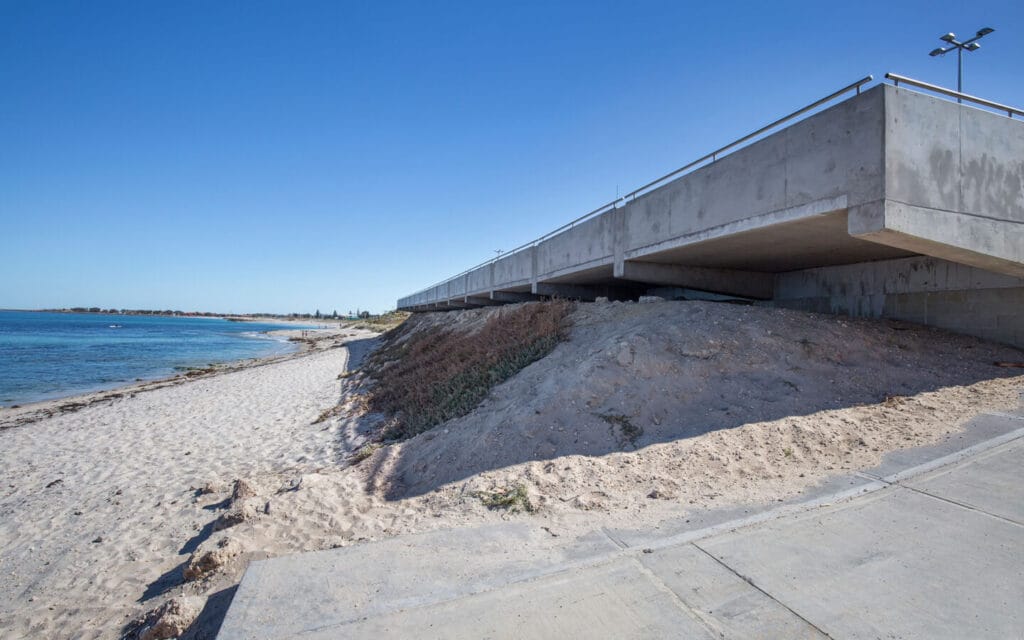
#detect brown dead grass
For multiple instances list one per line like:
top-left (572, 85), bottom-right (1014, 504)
top-left (364, 301), bottom-right (572, 440)
top-left (343, 311), bottom-right (411, 333)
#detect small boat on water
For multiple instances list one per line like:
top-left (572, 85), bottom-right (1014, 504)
top-left (109, 324), bottom-right (123, 329)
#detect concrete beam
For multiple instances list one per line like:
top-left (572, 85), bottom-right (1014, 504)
top-left (532, 282), bottom-right (644, 301)
top-left (532, 283), bottom-right (601, 301)
top-left (490, 291), bottom-right (543, 303)
top-left (614, 261), bottom-right (774, 300)
top-left (849, 200), bottom-right (1024, 279)
top-left (464, 296), bottom-right (500, 307)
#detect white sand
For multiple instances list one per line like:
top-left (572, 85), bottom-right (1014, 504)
top-left (1, 303), bottom-right (1021, 639)
top-left (0, 329), bottom-right (376, 639)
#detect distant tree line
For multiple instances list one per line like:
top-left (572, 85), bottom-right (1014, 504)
top-left (57, 307), bottom-right (211, 316)
top-left (45, 307), bottom-right (388, 320)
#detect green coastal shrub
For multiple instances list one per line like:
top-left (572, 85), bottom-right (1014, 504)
top-left (475, 484), bottom-right (534, 513)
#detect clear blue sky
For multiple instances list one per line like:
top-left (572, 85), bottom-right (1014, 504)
top-left (2, 1), bottom-right (1021, 314)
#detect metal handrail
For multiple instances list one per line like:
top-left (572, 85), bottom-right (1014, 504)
top-left (404, 74), bottom-right (875, 301)
top-left (885, 73), bottom-right (1023, 118)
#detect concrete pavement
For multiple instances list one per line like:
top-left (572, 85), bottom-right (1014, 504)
top-left (218, 409), bottom-right (1024, 639)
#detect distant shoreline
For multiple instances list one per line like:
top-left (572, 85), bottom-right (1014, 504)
top-left (14, 308), bottom-right (351, 323)
top-left (0, 313), bottom-right (339, 411)
top-left (0, 323), bottom-right (368, 428)
top-left (0, 325), bottom-right (383, 638)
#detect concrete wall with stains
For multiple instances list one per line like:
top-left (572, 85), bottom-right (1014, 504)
top-left (849, 86), bottom-right (1024, 278)
top-left (772, 256), bottom-right (1024, 347)
top-left (885, 86), bottom-right (1023, 223)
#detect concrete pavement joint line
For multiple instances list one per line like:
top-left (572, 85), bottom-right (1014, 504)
top-left (636, 479), bottom-right (888, 553)
top-left (689, 542), bottom-right (836, 640)
top-left (223, 425), bottom-right (1024, 637)
top-left (616, 424), bottom-right (1024, 557)
top-left (880, 424), bottom-right (1024, 484)
top-left (600, 527), bottom-right (628, 549)
top-left (899, 484), bottom-right (1024, 528)
top-left (854, 470), bottom-right (885, 483)
top-left (628, 554), bottom-right (729, 639)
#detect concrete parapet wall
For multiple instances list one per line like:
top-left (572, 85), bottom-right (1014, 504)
top-left (884, 86), bottom-right (1023, 223)
top-left (448, 277), bottom-right (467, 298)
top-left (467, 268), bottom-right (491, 296)
top-left (624, 88), bottom-right (884, 257)
top-left (850, 86), bottom-right (1024, 278)
top-left (404, 86), bottom-right (892, 309)
top-left (493, 249), bottom-right (533, 288)
top-left (535, 214), bottom-right (615, 280)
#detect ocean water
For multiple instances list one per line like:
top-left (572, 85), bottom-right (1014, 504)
top-left (0, 310), bottom-right (310, 407)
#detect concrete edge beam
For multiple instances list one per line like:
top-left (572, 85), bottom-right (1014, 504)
top-left (532, 283), bottom-right (601, 301)
top-left (614, 261), bottom-right (774, 300)
top-left (464, 296), bottom-right (500, 307)
top-left (622, 195), bottom-right (849, 262)
top-left (490, 291), bottom-right (543, 303)
top-left (438, 300), bottom-right (472, 310)
top-left (535, 256), bottom-right (614, 284)
top-left (850, 200), bottom-right (1024, 279)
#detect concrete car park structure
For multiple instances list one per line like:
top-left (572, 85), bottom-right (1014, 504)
top-left (398, 76), bottom-right (1024, 348)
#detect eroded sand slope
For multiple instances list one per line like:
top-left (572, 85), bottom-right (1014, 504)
top-left (1, 303), bottom-right (1021, 639)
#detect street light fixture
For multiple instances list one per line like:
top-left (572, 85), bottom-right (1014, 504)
top-left (928, 27), bottom-right (995, 101)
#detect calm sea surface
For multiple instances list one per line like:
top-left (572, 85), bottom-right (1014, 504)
top-left (0, 311), bottom-right (309, 407)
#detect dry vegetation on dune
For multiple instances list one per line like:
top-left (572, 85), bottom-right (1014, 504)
top-left (354, 300), bottom-right (1024, 501)
top-left (344, 310), bottom-right (411, 333)
top-left (361, 301), bottom-right (572, 440)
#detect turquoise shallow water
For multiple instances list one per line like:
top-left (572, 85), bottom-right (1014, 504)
top-left (0, 311), bottom-right (310, 406)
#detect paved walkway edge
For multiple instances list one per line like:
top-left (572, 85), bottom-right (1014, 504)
top-left (218, 414), bottom-right (1024, 639)
top-left (638, 418), bottom-right (1024, 553)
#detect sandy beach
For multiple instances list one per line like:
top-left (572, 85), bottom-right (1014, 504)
top-left (0, 325), bottom-right (377, 638)
top-left (1, 303), bottom-right (1022, 639)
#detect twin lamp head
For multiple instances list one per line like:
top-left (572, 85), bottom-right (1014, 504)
top-left (930, 27), bottom-right (994, 56)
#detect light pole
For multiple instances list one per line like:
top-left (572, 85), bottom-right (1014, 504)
top-left (929, 27), bottom-right (994, 102)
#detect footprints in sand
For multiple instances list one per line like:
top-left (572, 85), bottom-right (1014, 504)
top-left (0, 346), bottom-right (357, 639)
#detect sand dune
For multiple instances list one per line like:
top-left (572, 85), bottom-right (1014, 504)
top-left (1, 303), bottom-right (1021, 639)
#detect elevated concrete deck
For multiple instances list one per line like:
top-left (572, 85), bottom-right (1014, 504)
top-left (398, 83), bottom-right (1024, 347)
